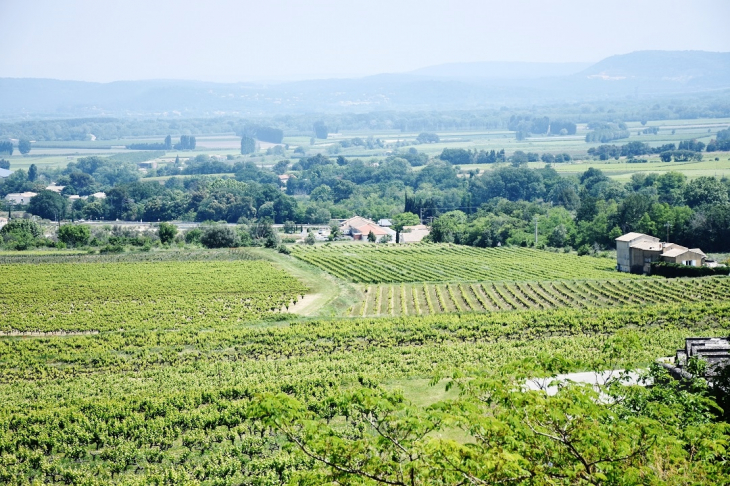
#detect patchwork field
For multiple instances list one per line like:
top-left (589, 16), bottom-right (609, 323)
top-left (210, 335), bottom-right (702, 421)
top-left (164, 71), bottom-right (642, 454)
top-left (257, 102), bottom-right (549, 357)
top-left (292, 244), bottom-right (635, 283)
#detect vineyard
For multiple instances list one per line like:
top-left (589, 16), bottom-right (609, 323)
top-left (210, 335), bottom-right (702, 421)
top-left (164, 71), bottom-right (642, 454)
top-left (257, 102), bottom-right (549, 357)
top-left (2, 301), bottom-right (730, 484)
top-left (292, 244), bottom-right (637, 283)
top-left (349, 276), bottom-right (730, 316)
top-left (0, 259), bottom-right (308, 333)
top-left (2, 246), bottom-right (730, 484)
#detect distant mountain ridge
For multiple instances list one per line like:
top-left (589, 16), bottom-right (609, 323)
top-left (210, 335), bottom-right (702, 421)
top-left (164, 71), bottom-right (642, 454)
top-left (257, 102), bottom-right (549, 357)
top-left (577, 50), bottom-right (730, 82)
top-left (408, 61), bottom-right (592, 79)
top-left (0, 51), bottom-right (728, 118)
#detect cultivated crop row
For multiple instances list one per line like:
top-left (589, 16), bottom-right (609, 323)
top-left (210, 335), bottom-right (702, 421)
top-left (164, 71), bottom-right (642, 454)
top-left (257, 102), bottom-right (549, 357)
top-left (292, 244), bottom-right (637, 283)
top-left (349, 277), bottom-right (730, 317)
top-left (3, 302), bottom-right (730, 484)
top-left (0, 260), bottom-right (308, 332)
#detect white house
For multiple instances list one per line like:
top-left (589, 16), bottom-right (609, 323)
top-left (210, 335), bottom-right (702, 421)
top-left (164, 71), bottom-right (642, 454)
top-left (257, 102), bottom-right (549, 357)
top-left (4, 192), bottom-right (37, 205)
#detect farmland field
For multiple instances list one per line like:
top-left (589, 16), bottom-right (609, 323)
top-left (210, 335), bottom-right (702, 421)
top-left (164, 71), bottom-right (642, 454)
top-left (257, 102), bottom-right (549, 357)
top-left (2, 296), bottom-right (730, 483)
top-left (2, 245), bottom-right (730, 484)
top-left (0, 257), bottom-right (308, 333)
top-left (349, 277), bottom-right (730, 317)
top-left (292, 244), bottom-right (636, 283)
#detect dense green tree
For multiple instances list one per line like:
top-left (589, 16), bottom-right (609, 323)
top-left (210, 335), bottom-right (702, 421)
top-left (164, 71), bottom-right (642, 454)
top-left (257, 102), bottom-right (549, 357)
top-left (0, 219), bottom-right (40, 250)
top-left (439, 148), bottom-right (472, 165)
top-left (241, 136), bottom-right (256, 155)
top-left (391, 212), bottom-right (420, 243)
top-left (18, 139), bottom-right (31, 155)
top-left (157, 222), bottom-right (177, 244)
top-left (57, 224), bottom-right (90, 247)
top-left (416, 132), bottom-right (439, 143)
top-left (313, 121), bottom-right (329, 139)
top-left (310, 184), bottom-right (333, 203)
top-left (200, 225), bottom-right (238, 248)
top-left (184, 227), bottom-right (203, 244)
top-left (27, 164), bottom-right (37, 182)
top-left (429, 210), bottom-right (467, 243)
top-left (174, 135), bottom-right (196, 150)
top-left (305, 230), bottom-right (316, 245)
top-left (27, 190), bottom-right (67, 221)
top-left (0, 219), bottom-right (41, 239)
top-left (272, 159), bottom-right (289, 175)
top-left (0, 141), bottom-right (13, 155)
top-left (684, 176), bottom-right (729, 208)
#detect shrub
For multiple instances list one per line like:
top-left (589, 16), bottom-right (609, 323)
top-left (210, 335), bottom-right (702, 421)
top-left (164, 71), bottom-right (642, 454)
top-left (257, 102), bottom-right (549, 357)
top-left (200, 226), bottom-right (238, 248)
top-left (650, 261), bottom-right (729, 278)
top-left (157, 222), bottom-right (177, 245)
top-left (100, 243), bottom-right (125, 254)
top-left (58, 224), bottom-right (90, 247)
top-left (184, 228), bottom-right (203, 244)
top-left (0, 219), bottom-right (42, 239)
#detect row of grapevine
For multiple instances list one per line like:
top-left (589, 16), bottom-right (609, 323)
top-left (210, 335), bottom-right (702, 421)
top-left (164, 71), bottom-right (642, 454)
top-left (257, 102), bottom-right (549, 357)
top-left (0, 260), bottom-right (308, 332)
top-left (3, 301), bottom-right (730, 484)
top-left (349, 277), bottom-right (730, 317)
top-left (292, 244), bottom-right (639, 283)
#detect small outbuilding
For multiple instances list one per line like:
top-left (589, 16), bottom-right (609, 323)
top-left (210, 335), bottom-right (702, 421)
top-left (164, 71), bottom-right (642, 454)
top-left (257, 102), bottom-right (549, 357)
top-left (615, 232), bottom-right (707, 274)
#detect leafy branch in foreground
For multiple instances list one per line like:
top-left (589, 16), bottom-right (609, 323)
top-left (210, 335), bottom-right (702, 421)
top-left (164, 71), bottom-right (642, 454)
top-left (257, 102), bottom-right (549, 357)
top-left (257, 343), bottom-right (730, 485)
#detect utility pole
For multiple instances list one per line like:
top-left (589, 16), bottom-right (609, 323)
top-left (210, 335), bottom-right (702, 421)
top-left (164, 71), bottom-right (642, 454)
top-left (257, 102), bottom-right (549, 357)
top-left (665, 221), bottom-right (671, 243)
top-left (419, 207), bottom-right (424, 225)
top-left (534, 216), bottom-right (538, 246)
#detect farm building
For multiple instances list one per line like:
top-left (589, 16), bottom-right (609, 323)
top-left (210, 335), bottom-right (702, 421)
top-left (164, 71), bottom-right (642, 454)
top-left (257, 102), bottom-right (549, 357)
top-left (339, 216), bottom-right (375, 235)
top-left (45, 184), bottom-right (65, 193)
top-left (137, 160), bottom-right (158, 170)
top-left (615, 232), bottom-right (706, 274)
top-left (400, 224), bottom-right (431, 243)
top-left (4, 192), bottom-right (37, 205)
top-left (340, 216), bottom-right (396, 241)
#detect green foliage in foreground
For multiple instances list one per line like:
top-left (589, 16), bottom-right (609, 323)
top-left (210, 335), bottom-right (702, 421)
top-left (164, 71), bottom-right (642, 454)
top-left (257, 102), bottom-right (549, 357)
top-left (259, 362), bottom-right (729, 485)
top-left (1, 301), bottom-right (730, 484)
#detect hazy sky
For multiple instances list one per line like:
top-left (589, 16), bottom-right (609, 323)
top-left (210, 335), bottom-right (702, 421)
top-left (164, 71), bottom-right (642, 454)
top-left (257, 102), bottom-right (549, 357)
top-left (1, 0), bottom-right (729, 83)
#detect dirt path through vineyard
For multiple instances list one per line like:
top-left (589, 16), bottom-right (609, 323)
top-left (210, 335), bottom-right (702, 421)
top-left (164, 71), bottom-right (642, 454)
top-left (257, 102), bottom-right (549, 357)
top-left (252, 248), bottom-right (362, 317)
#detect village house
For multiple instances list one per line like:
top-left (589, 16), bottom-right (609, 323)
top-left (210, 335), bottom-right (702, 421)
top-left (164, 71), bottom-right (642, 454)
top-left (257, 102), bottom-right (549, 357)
top-left (400, 224), bottom-right (431, 243)
top-left (4, 192), bottom-right (37, 205)
top-left (45, 184), bottom-right (65, 193)
top-left (339, 215), bottom-right (396, 241)
top-left (615, 232), bottom-right (706, 274)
